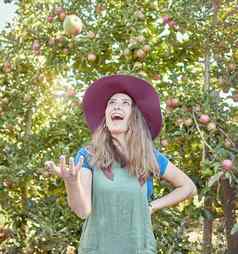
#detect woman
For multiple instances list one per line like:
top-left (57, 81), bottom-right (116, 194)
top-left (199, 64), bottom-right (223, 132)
top-left (45, 75), bottom-right (197, 254)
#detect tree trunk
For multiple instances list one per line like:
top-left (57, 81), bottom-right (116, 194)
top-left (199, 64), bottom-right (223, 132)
top-left (221, 178), bottom-right (238, 253)
top-left (202, 197), bottom-right (213, 254)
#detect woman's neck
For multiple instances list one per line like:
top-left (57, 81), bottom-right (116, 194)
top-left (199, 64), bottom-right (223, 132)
top-left (111, 133), bottom-right (127, 153)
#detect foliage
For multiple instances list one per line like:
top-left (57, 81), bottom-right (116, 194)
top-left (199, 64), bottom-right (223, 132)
top-left (0, 0), bottom-right (237, 253)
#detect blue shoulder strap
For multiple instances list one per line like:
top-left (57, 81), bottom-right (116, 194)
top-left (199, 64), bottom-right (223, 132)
top-left (146, 149), bottom-right (169, 201)
top-left (75, 148), bottom-right (168, 201)
top-left (146, 176), bottom-right (153, 201)
top-left (74, 147), bottom-right (92, 171)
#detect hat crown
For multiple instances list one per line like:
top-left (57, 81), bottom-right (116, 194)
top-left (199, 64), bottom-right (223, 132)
top-left (83, 74), bottom-right (163, 139)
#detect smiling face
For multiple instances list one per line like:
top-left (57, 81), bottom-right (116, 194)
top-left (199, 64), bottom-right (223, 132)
top-left (105, 93), bottom-right (133, 136)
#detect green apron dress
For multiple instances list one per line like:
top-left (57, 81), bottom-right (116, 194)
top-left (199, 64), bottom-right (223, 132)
top-left (78, 162), bottom-right (157, 254)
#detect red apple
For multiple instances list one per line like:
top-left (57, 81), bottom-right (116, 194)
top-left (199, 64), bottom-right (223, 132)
top-left (59, 11), bottom-right (66, 22)
top-left (55, 7), bottom-right (64, 16)
top-left (87, 53), bottom-right (96, 62)
top-left (48, 37), bottom-right (55, 46)
top-left (47, 16), bottom-right (54, 23)
top-left (0, 227), bottom-right (12, 242)
top-left (63, 48), bottom-right (69, 54)
top-left (24, 95), bottom-right (32, 103)
top-left (166, 98), bottom-right (179, 108)
top-left (224, 139), bottom-right (232, 148)
top-left (171, 98), bottom-right (179, 108)
top-left (176, 118), bottom-right (184, 126)
top-left (161, 139), bottom-right (169, 147)
top-left (3, 179), bottom-right (14, 189)
top-left (228, 63), bottom-right (236, 72)
top-left (222, 87), bottom-right (230, 93)
top-left (162, 16), bottom-right (171, 24)
top-left (143, 45), bottom-right (151, 53)
top-left (96, 4), bottom-right (104, 14)
top-left (218, 76), bottom-right (225, 85)
top-left (55, 35), bottom-right (64, 44)
top-left (193, 105), bottom-right (201, 112)
top-left (73, 99), bottom-right (82, 108)
top-left (168, 20), bottom-right (177, 28)
top-left (37, 74), bottom-right (44, 82)
top-left (3, 62), bottom-right (12, 73)
top-left (87, 31), bottom-right (96, 39)
top-left (135, 49), bottom-right (145, 59)
top-left (222, 159), bottom-right (233, 171)
top-left (218, 41), bottom-right (226, 49)
top-left (136, 35), bottom-right (145, 43)
top-left (166, 98), bottom-right (173, 108)
top-left (68, 42), bottom-right (74, 49)
top-left (207, 122), bottom-right (216, 131)
top-left (66, 88), bottom-right (76, 97)
top-left (185, 107), bottom-right (193, 112)
top-left (231, 94), bottom-right (238, 102)
top-left (199, 114), bottom-right (210, 124)
top-left (152, 74), bottom-right (161, 80)
top-left (32, 40), bottom-right (40, 51)
top-left (63, 15), bottom-right (83, 35)
top-left (184, 118), bottom-right (193, 127)
top-left (2, 97), bottom-right (8, 104)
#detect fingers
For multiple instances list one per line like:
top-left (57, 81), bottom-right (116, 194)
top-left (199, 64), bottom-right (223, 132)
top-left (75, 156), bottom-right (84, 171)
top-left (59, 155), bottom-right (66, 172)
top-left (45, 154), bottom-right (84, 179)
top-left (69, 157), bottom-right (75, 176)
top-left (44, 160), bottom-right (60, 175)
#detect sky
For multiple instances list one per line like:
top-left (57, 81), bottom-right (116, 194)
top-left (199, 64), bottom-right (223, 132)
top-left (0, 1), bottom-right (17, 31)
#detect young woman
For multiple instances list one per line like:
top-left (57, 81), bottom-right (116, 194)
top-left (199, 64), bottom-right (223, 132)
top-left (45, 74), bottom-right (197, 254)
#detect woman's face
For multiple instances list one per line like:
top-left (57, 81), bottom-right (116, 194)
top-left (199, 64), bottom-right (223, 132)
top-left (105, 93), bottom-right (133, 135)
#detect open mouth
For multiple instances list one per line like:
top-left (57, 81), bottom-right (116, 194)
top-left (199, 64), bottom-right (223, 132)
top-left (111, 114), bottom-right (124, 121)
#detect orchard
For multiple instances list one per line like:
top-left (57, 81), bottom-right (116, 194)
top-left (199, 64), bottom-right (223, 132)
top-left (0, 1), bottom-right (237, 254)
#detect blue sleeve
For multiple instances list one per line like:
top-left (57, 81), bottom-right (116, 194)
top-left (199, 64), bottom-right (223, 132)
top-left (155, 150), bottom-right (169, 176)
top-left (74, 147), bottom-right (92, 171)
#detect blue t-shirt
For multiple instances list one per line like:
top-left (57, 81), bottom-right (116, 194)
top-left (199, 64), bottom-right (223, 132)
top-left (74, 148), bottom-right (169, 201)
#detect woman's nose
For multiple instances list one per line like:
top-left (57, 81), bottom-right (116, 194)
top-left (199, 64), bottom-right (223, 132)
top-left (113, 103), bottom-right (121, 110)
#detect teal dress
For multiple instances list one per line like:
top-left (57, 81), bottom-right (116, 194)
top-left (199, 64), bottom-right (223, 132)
top-left (74, 148), bottom-right (169, 254)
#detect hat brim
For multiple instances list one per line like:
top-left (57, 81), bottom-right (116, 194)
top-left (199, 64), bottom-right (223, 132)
top-left (82, 75), bottom-right (162, 139)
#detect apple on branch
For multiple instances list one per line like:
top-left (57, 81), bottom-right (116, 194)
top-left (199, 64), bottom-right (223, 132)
top-left (222, 160), bottom-right (233, 172)
top-left (199, 114), bottom-right (210, 124)
top-left (87, 53), bottom-right (97, 62)
top-left (207, 122), bottom-right (216, 131)
top-left (3, 62), bottom-right (12, 73)
top-left (63, 15), bottom-right (83, 36)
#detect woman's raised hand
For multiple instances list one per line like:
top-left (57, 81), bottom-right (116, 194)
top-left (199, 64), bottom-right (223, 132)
top-left (44, 155), bottom-right (84, 182)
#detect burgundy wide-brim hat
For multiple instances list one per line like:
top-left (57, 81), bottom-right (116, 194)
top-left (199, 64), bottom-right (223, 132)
top-left (82, 74), bottom-right (163, 139)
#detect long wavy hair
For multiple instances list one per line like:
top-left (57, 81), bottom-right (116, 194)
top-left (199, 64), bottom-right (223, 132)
top-left (86, 102), bottom-right (161, 183)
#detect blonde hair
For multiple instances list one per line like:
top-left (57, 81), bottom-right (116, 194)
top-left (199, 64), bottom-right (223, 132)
top-left (86, 103), bottom-right (161, 181)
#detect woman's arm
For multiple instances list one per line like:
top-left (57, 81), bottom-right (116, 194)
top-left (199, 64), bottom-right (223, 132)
top-left (64, 168), bottom-right (92, 219)
top-left (150, 161), bottom-right (197, 214)
top-left (45, 154), bottom-right (93, 219)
